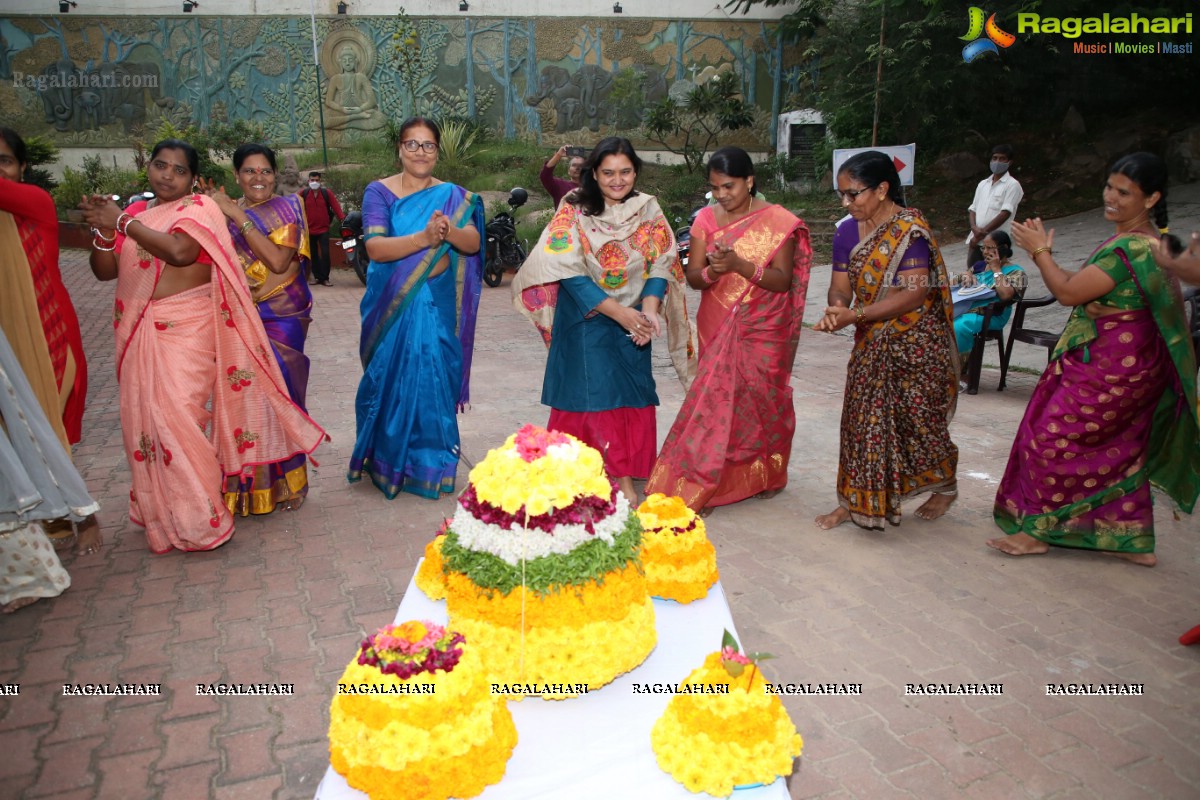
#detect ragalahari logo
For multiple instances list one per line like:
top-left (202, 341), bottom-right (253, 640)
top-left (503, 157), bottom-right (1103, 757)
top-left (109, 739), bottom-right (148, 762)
top-left (960, 7), bottom-right (1016, 62)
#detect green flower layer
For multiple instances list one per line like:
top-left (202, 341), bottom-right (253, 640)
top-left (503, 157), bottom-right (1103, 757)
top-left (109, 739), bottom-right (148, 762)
top-left (440, 513), bottom-right (644, 596)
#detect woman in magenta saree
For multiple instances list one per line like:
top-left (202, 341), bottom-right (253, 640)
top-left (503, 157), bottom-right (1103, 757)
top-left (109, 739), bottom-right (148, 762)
top-left (992, 153), bottom-right (1200, 565)
top-left (348, 118), bottom-right (484, 500)
top-left (647, 147), bottom-right (811, 512)
top-left (207, 144), bottom-right (314, 515)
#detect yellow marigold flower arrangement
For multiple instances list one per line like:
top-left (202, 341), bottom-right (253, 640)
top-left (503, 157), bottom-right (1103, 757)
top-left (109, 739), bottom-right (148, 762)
top-left (468, 426), bottom-right (611, 515)
top-left (636, 494), bottom-right (719, 603)
top-left (651, 632), bottom-right (801, 797)
top-left (415, 522), bottom-right (449, 601)
top-left (328, 621), bottom-right (517, 800)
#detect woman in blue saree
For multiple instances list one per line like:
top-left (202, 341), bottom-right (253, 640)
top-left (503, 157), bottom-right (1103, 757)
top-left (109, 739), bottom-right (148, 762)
top-left (348, 117), bottom-right (484, 499)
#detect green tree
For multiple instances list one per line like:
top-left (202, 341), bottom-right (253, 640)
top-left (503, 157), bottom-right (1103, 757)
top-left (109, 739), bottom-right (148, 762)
top-left (391, 7), bottom-right (422, 116)
top-left (20, 135), bottom-right (59, 192)
top-left (642, 72), bottom-right (755, 174)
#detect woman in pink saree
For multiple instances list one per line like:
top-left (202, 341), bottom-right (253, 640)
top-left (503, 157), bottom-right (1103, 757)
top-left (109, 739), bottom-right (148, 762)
top-left (647, 147), bottom-right (811, 513)
top-left (82, 139), bottom-right (326, 553)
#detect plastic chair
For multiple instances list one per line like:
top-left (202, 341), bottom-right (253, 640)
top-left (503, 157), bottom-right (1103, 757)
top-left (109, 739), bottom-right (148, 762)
top-left (999, 295), bottom-right (1060, 390)
top-left (960, 302), bottom-right (1008, 395)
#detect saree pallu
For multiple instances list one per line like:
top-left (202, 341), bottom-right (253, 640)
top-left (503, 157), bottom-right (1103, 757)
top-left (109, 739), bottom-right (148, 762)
top-left (646, 204), bottom-right (811, 509)
top-left (0, 182), bottom-right (86, 446)
top-left (115, 195), bottom-right (326, 552)
top-left (994, 234), bottom-right (1200, 552)
top-left (348, 183), bottom-right (484, 499)
top-left (222, 195), bottom-right (314, 515)
top-left (837, 211), bottom-right (959, 529)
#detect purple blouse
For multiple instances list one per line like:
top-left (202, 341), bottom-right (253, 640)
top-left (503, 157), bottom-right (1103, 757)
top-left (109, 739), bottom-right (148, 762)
top-left (832, 216), bottom-right (929, 283)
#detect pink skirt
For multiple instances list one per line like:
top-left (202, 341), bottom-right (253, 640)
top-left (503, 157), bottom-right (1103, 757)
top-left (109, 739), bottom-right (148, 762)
top-left (548, 406), bottom-right (656, 479)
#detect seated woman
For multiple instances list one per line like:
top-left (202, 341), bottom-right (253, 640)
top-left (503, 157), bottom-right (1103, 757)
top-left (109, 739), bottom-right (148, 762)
top-left (952, 230), bottom-right (1028, 356)
top-left (990, 152), bottom-right (1200, 566)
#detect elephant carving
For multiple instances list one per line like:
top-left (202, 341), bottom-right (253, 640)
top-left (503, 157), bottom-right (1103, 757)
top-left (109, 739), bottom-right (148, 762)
top-left (525, 65), bottom-right (583, 133)
top-left (37, 59), bottom-right (166, 133)
top-left (574, 65), bottom-right (612, 133)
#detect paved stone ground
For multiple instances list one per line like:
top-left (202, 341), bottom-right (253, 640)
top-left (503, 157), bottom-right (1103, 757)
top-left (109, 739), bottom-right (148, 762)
top-left (1, 190), bottom-right (1198, 800)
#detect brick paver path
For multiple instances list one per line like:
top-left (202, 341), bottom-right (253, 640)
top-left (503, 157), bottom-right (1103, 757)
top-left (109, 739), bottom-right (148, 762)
top-left (2, 196), bottom-right (1198, 799)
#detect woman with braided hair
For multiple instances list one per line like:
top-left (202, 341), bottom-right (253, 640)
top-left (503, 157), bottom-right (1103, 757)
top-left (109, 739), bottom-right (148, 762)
top-left (991, 152), bottom-right (1200, 565)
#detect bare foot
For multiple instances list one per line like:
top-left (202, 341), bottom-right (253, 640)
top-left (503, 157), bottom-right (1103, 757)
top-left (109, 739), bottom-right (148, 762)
top-left (74, 516), bottom-right (102, 557)
top-left (815, 507), bottom-right (850, 529)
top-left (1, 596), bottom-right (41, 614)
top-left (915, 492), bottom-right (956, 520)
top-left (1108, 552), bottom-right (1157, 567)
top-left (278, 495), bottom-right (305, 512)
top-left (986, 533), bottom-right (1050, 556)
top-left (754, 489), bottom-right (782, 500)
top-left (616, 476), bottom-right (637, 504)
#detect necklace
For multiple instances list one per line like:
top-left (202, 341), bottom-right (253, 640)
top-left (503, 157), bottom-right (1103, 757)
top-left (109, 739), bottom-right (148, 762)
top-left (865, 201), bottom-right (897, 230)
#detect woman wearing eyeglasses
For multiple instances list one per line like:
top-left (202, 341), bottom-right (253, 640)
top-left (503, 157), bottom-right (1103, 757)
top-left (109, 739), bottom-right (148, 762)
top-left (813, 150), bottom-right (959, 530)
top-left (82, 139), bottom-right (326, 552)
top-left (952, 230), bottom-right (1027, 357)
top-left (348, 117), bottom-right (484, 499)
top-left (204, 143), bottom-right (314, 515)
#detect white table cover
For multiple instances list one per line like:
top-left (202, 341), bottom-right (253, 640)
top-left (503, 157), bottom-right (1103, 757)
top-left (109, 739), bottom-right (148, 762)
top-left (315, 561), bottom-right (791, 800)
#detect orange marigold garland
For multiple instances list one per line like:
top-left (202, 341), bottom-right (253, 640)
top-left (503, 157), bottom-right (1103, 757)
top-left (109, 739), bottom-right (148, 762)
top-left (328, 621), bottom-right (517, 800)
top-left (651, 632), bottom-right (802, 796)
top-left (415, 524), bottom-right (449, 601)
top-left (636, 493), bottom-right (719, 603)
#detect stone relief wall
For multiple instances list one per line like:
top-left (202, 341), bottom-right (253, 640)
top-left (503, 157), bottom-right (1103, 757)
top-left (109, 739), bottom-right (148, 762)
top-left (0, 15), bottom-right (804, 149)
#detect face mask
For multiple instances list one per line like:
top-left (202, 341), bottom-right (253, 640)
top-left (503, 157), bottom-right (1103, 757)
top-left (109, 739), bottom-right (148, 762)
top-left (308, 181), bottom-right (321, 190)
top-left (990, 161), bottom-right (1009, 176)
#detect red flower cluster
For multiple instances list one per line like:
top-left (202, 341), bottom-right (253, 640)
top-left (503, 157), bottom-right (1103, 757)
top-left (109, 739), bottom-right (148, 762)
top-left (457, 480), bottom-right (617, 534)
top-left (357, 628), bottom-right (466, 680)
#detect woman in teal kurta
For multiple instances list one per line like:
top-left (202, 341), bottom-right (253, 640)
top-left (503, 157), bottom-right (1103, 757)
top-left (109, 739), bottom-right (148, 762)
top-left (512, 137), bottom-right (693, 502)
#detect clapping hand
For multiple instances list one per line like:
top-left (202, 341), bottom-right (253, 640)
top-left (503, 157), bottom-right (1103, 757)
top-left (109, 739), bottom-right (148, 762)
top-left (79, 193), bottom-right (120, 232)
top-left (707, 238), bottom-right (738, 274)
top-left (426, 210), bottom-right (450, 247)
top-left (197, 177), bottom-right (238, 218)
top-left (1011, 217), bottom-right (1055, 258)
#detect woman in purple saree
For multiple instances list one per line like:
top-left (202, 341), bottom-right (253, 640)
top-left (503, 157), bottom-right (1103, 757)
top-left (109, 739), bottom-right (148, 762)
top-left (207, 143), bottom-right (314, 515)
top-left (990, 153), bottom-right (1200, 566)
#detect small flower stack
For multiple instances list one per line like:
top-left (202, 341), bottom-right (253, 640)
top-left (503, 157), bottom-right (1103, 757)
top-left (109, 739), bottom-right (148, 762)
top-left (425, 425), bottom-right (657, 699)
top-left (651, 633), bottom-right (802, 797)
top-left (636, 493), bottom-right (719, 603)
top-left (328, 621), bottom-right (517, 800)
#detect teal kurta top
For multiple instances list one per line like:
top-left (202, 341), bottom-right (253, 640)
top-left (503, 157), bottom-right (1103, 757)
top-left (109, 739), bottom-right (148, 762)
top-left (542, 276), bottom-right (666, 412)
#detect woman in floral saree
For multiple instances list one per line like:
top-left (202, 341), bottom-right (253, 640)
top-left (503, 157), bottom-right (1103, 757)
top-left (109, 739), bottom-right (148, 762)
top-left (83, 139), bottom-right (326, 553)
top-left (814, 151), bottom-right (959, 530)
top-left (647, 147), bottom-right (811, 513)
top-left (991, 153), bottom-right (1200, 566)
top-left (206, 143), bottom-right (314, 515)
top-left (348, 118), bottom-right (484, 500)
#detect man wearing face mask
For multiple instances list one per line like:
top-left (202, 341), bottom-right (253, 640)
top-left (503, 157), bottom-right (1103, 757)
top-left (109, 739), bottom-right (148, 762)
top-left (301, 171), bottom-right (344, 286)
top-left (965, 145), bottom-right (1023, 267)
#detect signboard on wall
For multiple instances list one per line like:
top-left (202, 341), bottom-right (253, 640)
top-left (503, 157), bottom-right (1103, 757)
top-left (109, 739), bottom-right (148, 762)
top-left (832, 144), bottom-right (917, 187)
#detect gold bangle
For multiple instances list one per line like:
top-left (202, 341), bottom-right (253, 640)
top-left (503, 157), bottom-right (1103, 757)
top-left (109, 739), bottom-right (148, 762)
top-left (239, 219), bottom-right (255, 234)
top-left (855, 306), bottom-right (866, 325)
top-left (1031, 246), bottom-right (1052, 258)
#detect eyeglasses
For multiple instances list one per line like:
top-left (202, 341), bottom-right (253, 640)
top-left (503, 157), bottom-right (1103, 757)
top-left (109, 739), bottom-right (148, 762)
top-left (401, 140), bottom-right (438, 154)
top-left (979, 245), bottom-right (999, 253)
top-left (834, 186), bottom-right (873, 201)
top-left (239, 167), bottom-right (275, 177)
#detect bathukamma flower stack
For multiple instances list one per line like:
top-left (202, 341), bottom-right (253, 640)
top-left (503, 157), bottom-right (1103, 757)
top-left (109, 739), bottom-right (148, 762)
top-left (328, 620), bottom-right (517, 800)
top-left (636, 493), bottom-right (719, 603)
top-left (426, 424), bottom-right (656, 699)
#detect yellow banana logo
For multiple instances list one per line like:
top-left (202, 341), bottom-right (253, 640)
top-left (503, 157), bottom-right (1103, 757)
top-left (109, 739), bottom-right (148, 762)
top-left (960, 6), bottom-right (986, 41)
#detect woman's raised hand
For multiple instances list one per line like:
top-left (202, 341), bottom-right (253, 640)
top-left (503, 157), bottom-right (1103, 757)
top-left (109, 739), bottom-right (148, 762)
top-left (198, 178), bottom-right (238, 219)
top-left (1011, 217), bottom-right (1055, 257)
top-left (79, 194), bottom-right (120, 231)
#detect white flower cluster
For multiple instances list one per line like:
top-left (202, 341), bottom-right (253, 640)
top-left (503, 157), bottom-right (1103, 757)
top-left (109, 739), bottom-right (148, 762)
top-left (453, 493), bottom-right (632, 566)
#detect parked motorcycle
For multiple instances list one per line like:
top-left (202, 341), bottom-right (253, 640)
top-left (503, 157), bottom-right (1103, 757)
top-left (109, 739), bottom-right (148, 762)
top-left (340, 210), bottom-right (368, 285)
top-left (483, 187), bottom-right (529, 288)
top-left (674, 205), bottom-right (703, 268)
